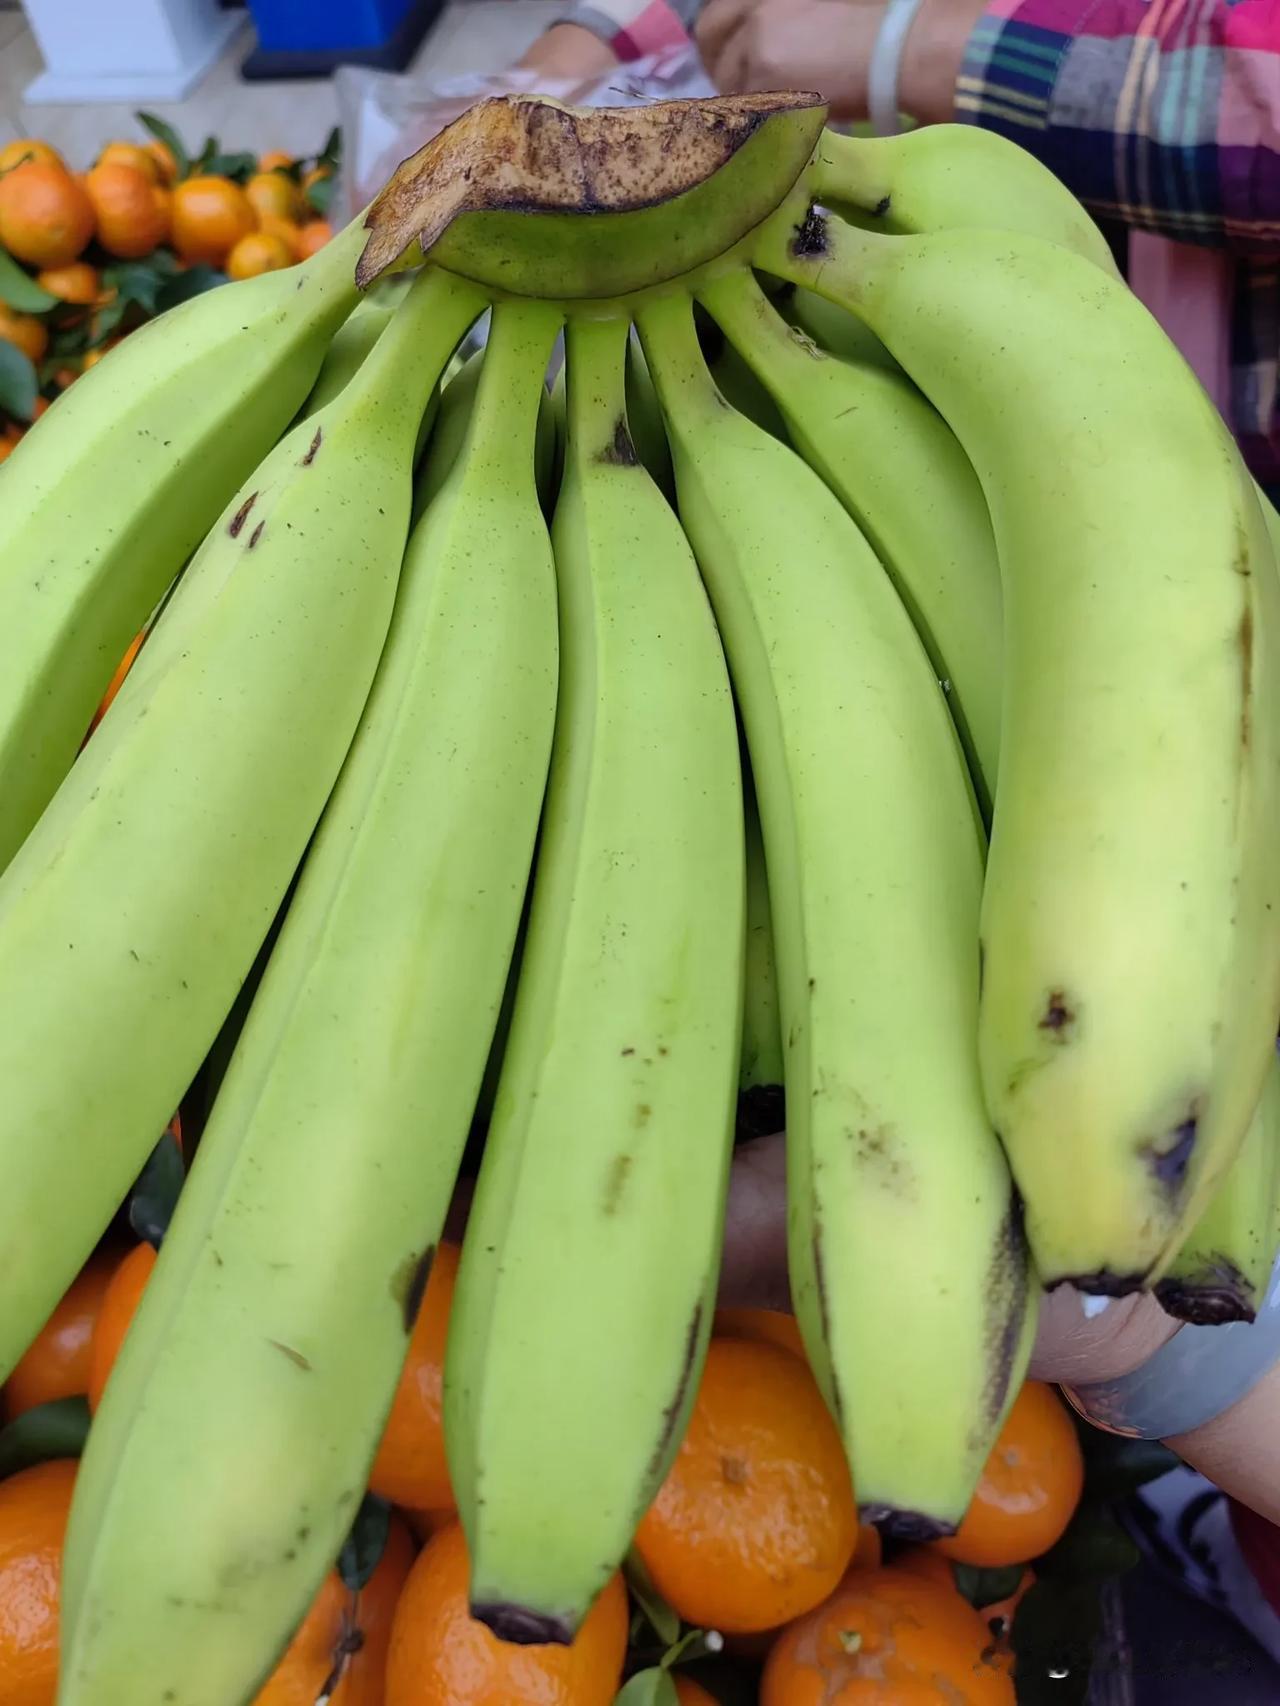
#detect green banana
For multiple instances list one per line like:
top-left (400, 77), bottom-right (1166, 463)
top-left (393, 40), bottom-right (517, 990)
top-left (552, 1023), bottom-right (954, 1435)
top-left (700, 267), bottom-right (1001, 812)
top-left (413, 346), bottom-right (483, 521)
top-left (296, 275), bottom-right (411, 417)
top-left (414, 342), bottom-right (557, 524)
top-left (1157, 1053), bottom-right (1280, 1323)
top-left (701, 315), bottom-right (788, 441)
top-left (0, 266), bottom-right (487, 1392)
top-left (0, 215), bottom-right (367, 869)
top-left (638, 289), bottom-right (1034, 1537)
top-left (813, 125), bottom-right (1121, 279)
top-left (58, 297), bottom-right (560, 1706)
top-left (624, 330), bottom-right (673, 495)
top-left (298, 274), bottom-right (439, 465)
top-left (781, 283), bottom-right (903, 374)
top-left (444, 312), bottom-right (744, 1639)
top-left (760, 209), bottom-right (1280, 1288)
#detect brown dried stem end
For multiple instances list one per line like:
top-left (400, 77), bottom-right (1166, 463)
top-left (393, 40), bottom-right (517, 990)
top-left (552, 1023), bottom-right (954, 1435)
top-left (357, 92), bottom-right (828, 299)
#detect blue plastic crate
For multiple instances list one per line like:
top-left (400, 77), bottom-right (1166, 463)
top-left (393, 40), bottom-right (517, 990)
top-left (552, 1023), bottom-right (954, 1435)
top-left (242, 0), bottom-right (446, 78)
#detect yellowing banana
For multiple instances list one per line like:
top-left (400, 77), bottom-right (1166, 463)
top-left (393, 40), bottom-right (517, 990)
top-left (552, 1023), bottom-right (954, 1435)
top-left (639, 288), bottom-right (1033, 1538)
top-left (444, 312), bottom-right (744, 1639)
top-left (1157, 1053), bottom-right (1280, 1323)
top-left (760, 208), bottom-right (1280, 1288)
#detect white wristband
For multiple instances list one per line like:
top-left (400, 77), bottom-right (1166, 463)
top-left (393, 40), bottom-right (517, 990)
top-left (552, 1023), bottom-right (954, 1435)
top-left (867, 0), bottom-right (928, 136)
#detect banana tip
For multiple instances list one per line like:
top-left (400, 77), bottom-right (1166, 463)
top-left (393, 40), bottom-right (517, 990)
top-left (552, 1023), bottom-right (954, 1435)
top-left (470, 1601), bottom-right (576, 1647)
top-left (1155, 1275), bottom-right (1257, 1327)
top-left (1048, 1268), bottom-right (1149, 1299)
top-left (858, 1505), bottom-right (957, 1545)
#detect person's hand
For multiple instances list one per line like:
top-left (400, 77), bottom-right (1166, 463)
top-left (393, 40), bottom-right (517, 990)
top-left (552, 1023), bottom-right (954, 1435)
top-left (697, 0), bottom-right (990, 129)
top-left (719, 1130), bottom-right (1180, 1386)
top-left (696, 0), bottom-right (882, 120)
top-left (515, 22), bottom-right (620, 81)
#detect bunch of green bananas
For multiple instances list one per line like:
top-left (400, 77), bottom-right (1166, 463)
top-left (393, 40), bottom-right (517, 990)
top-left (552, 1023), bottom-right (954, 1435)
top-left (0, 89), bottom-right (1276, 1703)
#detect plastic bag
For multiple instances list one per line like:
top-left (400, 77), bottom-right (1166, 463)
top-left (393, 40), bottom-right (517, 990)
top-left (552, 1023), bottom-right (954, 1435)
top-left (336, 42), bottom-right (718, 218)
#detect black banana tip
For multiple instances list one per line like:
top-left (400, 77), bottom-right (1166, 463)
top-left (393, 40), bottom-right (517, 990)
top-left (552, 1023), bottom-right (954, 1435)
top-left (1049, 1269), bottom-right (1150, 1299)
top-left (735, 1083), bottom-right (785, 1144)
top-left (1155, 1272), bottom-right (1257, 1327)
top-left (470, 1602), bottom-right (575, 1647)
top-left (859, 1506), bottom-right (957, 1545)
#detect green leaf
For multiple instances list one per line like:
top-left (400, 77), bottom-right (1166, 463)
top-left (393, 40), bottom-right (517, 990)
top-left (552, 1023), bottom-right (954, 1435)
top-left (193, 135), bottom-right (220, 174)
top-left (952, 1562), bottom-right (1026, 1611)
top-left (624, 1548), bottom-right (681, 1647)
top-left (0, 340), bottom-right (38, 421)
top-left (103, 254), bottom-right (177, 315)
top-left (0, 1397), bottom-right (90, 1479)
top-left (90, 298), bottom-right (128, 344)
top-left (0, 249), bottom-right (57, 312)
top-left (1009, 1578), bottom-right (1100, 1706)
top-left (48, 321), bottom-right (90, 358)
top-left (664, 1629), bottom-right (722, 1668)
top-left (201, 151), bottom-right (257, 184)
top-left (1035, 1497), bottom-right (1140, 1582)
top-left (156, 266), bottom-right (225, 311)
top-left (306, 174), bottom-right (334, 218)
top-left (128, 1121), bottom-right (185, 1246)
top-left (614, 1672), bottom-right (679, 1706)
top-left (1079, 1431), bottom-right (1179, 1500)
top-left (135, 111), bottom-right (190, 179)
top-left (319, 126), bottom-right (342, 169)
top-left (337, 1493), bottom-right (391, 1592)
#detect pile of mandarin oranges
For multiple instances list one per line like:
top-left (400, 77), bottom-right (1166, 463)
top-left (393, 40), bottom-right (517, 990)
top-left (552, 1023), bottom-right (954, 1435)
top-left (0, 1125), bottom-right (1085, 1704)
top-left (0, 125), bottom-right (336, 464)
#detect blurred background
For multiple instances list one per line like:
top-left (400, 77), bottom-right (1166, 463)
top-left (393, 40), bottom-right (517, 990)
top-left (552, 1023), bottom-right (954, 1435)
top-left (0, 0), bottom-right (566, 200)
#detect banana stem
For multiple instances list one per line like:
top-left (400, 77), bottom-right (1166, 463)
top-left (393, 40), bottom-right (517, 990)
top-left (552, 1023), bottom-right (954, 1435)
top-left (563, 315), bottom-right (631, 461)
top-left (754, 203), bottom-right (897, 318)
top-left (634, 292), bottom-right (720, 428)
top-left (344, 267), bottom-right (490, 428)
top-left (811, 129), bottom-right (894, 220)
top-left (463, 302), bottom-right (563, 484)
top-left (698, 265), bottom-right (789, 354)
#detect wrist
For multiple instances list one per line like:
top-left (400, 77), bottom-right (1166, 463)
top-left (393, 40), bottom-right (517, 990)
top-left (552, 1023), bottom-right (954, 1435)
top-left (1031, 1289), bottom-right (1180, 1388)
top-left (1169, 1359), bottom-right (1280, 1528)
top-left (897, 0), bottom-right (988, 124)
top-left (516, 22), bottom-right (619, 78)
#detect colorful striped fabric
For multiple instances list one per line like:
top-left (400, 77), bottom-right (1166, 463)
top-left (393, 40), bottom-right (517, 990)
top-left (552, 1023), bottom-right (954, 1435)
top-left (957, 0), bottom-right (1280, 481)
top-left (560, 0), bottom-right (698, 61)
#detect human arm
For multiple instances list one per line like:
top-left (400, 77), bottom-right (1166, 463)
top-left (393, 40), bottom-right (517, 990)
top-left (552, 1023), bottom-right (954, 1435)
top-left (515, 0), bottom-right (703, 76)
top-left (696, 0), bottom-right (1280, 254)
top-left (694, 0), bottom-right (984, 130)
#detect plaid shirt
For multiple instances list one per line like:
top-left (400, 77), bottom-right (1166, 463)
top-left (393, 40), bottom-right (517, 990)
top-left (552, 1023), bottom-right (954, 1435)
top-left (958, 0), bottom-right (1280, 483)
top-left (559, 0), bottom-right (1280, 481)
